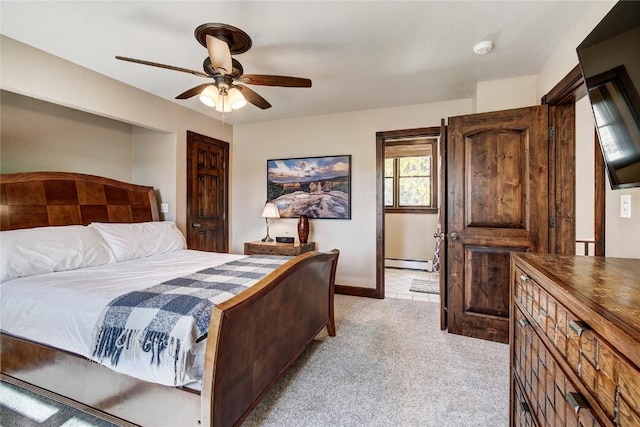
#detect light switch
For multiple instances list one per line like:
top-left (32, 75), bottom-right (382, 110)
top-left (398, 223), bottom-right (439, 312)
top-left (620, 195), bottom-right (631, 218)
top-left (160, 203), bottom-right (169, 213)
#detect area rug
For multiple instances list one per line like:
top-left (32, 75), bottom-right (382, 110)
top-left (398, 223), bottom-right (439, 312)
top-left (410, 277), bottom-right (440, 294)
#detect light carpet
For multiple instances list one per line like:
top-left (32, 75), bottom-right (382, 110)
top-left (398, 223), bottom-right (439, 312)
top-left (244, 295), bottom-right (509, 427)
top-left (1, 295), bottom-right (509, 427)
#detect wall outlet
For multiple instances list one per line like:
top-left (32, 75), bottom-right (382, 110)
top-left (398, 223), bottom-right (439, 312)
top-left (160, 203), bottom-right (169, 213)
top-left (620, 195), bottom-right (631, 218)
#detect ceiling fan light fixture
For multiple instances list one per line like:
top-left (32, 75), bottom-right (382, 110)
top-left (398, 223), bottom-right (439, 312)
top-left (215, 100), bottom-right (232, 113)
top-left (215, 86), bottom-right (232, 113)
top-left (118, 23), bottom-right (310, 114)
top-left (199, 85), bottom-right (218, 107)
top-left (228, 87), bottom-right (247, 109)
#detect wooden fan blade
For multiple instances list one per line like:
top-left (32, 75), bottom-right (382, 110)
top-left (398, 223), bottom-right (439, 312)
top-left (115, 56), bottom-right (210, 78)
top-left (238, 74), bottom-right (312, 88)
top-left (176, 83), bottom-right (215, 99)
top-left (235, 84), bottom-right (272, 109)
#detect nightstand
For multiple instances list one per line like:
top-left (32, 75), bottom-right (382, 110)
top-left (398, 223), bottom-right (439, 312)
top-left (244, 241), bottom-right (315, 256)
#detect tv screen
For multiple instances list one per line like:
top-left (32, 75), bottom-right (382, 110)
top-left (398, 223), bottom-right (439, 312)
top-left (577, 1), bottom-right (640, 190)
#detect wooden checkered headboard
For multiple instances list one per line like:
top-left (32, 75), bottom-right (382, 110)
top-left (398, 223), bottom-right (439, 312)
top-left (0, 172), bottom-right (159, 230)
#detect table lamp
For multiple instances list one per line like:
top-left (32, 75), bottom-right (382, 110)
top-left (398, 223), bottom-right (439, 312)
top-left (261, 202), bottom-right (280, 242)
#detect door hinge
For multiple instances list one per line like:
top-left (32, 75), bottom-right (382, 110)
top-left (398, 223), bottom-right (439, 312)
top-left (549, 217), bottom-right (556, 228)
top-left (548, 126), bottom-right (555, 140)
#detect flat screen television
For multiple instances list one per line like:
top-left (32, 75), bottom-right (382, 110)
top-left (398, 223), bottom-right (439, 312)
top-left (577, 1), bottom-right (640, 190)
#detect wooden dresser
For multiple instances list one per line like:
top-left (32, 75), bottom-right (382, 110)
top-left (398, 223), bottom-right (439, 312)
top-left (510, 253), bottom-right (640, 427)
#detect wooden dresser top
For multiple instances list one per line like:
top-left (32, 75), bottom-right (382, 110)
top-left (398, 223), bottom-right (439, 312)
top-left (513, 253), bottom-right (640, 343)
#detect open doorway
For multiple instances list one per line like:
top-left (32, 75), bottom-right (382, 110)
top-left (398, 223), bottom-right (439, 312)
top-left (376, 127), bottom-right (441, 303)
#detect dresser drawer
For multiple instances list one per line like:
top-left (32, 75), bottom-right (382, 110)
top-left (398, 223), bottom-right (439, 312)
top-left (513, 377), bottom-right (535, 427)
top-left (513, 306), bottom-right (602, 427)
top-left (513, 265), bottom-right (640, 426)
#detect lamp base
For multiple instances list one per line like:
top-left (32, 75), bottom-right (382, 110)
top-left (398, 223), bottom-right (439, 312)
top-left (262, 235), bottom-right (274, 242)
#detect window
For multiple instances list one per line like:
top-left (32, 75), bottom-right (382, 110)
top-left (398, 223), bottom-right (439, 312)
top-left (384, 138), bottom-right (438, 213)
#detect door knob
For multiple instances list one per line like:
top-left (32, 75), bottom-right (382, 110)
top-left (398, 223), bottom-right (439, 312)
top-left (433, 232), bottom-right (445, 240)
top-left (192, 223), bottom-right (202, 228)
top-left (450, 232), bottom-right (459, 240)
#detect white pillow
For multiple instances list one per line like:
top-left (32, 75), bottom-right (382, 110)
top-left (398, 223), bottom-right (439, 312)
top-left (0, 225), bottom-right (116, 282)
top-left (89, 221), bottom-right (186, 262)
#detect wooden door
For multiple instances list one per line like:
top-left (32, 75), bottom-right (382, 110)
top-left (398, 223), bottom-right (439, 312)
top-left (186, 131), bottom-right (229, 252)
top-left (438, 118), bottom-right (448, 330)
top-left (447, 106), bottom-right (549, 343)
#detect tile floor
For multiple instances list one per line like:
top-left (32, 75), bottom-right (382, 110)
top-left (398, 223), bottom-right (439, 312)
top-left (385, 267), bottom-right (440, 303)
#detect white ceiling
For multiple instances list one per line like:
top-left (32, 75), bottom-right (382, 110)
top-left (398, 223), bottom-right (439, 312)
top-left (1, 1), bottom-right (592, 125)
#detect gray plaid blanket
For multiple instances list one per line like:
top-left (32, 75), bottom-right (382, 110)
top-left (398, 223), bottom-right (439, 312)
top-left (91, 255), bottom-right (291, 385)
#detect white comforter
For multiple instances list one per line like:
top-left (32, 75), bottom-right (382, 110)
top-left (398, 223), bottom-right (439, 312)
top-left (0, 250), bottom-right (247, 387)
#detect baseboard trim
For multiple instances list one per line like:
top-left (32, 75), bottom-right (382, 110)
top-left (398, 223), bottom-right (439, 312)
top-left (335, 284), bottom-right (379, 298)
top-left (385, 258), bottom-right (432, 271)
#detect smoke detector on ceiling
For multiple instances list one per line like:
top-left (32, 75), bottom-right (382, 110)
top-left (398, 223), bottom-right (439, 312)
top-left (473, 41), bottom-right (494, 55)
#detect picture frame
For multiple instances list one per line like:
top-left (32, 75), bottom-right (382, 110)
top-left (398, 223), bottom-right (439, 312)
top-left (267, 155), bottom-right (351, 219)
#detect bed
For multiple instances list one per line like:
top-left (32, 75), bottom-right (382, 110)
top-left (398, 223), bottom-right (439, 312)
top-left (0, 171), bottom-right (339, 427)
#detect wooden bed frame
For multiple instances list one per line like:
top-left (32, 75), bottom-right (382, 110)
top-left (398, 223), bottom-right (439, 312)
top-left (0, 172), bottom-right (339, 427)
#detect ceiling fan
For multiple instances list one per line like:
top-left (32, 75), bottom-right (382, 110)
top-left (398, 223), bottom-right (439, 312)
top-left (116, 23), bottom-right (312, 112)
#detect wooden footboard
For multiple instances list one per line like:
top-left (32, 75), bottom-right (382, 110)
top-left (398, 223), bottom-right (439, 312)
top-left (202, 250), bottom-right (339, 427)
top-left (1, 250), bottom-right (339, 427)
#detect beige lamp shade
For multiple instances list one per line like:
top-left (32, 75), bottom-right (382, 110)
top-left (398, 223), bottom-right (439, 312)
top-left (199, 85), bottom-right (218, 108)
top-left (261, 202), bottom-right (279, 242)
top-left (261, 202), bottom-right (280, 219)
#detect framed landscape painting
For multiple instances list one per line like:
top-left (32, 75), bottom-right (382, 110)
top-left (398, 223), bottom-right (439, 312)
top-left (267, 155), bottom-right (351, 219)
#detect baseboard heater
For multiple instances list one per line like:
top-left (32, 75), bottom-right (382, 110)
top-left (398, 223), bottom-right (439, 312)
top-left (385, 258), bottom-right (432, 271)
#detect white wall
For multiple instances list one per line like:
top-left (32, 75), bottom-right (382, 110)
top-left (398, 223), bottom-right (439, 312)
top-left (605, 176), bottom-right (640, 258)
top-left (474, 75), bottom-right (538, 113)
top-left (537, 0), bottom-right (640, 259)
top-left (233, 100), bottom-right (472, 288)
top-left (385, 213), bottom-right (438, 262)
top-left (575, 96), bottom-right (595, 243)
top-left (1, 90), bottom-right (133, 181)
top-left (1, 91), bottom-right (180, 222)
top-left (1, 35), bottom-right (232, 234)
top-left (132, 127), bottom-right (177, 221)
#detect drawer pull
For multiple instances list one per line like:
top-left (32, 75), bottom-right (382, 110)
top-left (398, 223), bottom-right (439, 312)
top-left (519, 274), bottom-right (529, 282)
top-left (569, 319), bottom-right (592, 336)
top-left (519, 401), bottom-right (530, 414)
top-left (566, 392), bottom-right (590, 414)
top-left (518, 318), bottom-right (530, 329)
